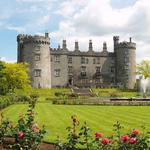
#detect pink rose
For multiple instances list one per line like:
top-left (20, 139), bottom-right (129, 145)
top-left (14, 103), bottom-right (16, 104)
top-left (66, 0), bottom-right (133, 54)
top-left (101, 138), bottom-right (110, 145)
top-left (132, 129), bottom-right (139, 135)
top-left (95, 132), bottom-right (102, 139)
top-left (121, 135), bottom-right (130, 142)
top-left (18, 131), bottom-right (25, 140)
top-left (129, 138), bottom-right (136, 144)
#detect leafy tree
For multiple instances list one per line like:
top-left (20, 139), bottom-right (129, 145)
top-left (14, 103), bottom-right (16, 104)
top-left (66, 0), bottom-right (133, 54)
top-left (0, 62), bottom-right (31, 95)
top-left (0, 61), bottom-right (8, 95)
top-left (136, 60), bottom-right (150, 79)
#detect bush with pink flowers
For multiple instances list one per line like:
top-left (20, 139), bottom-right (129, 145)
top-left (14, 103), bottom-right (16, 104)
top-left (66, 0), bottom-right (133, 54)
top-left (0, 95), bottom-right (46, 150)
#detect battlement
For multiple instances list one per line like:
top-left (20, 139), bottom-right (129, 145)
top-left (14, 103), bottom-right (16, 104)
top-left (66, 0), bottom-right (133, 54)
top-left (17, 33), bottom-right (50, 45)
top-left (50, 47), bottom-right (114, 57)
top-left (117, 41), bottom-right (136, 49)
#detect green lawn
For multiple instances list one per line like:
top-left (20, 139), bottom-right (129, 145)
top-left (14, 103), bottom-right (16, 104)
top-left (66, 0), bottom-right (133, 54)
top-left (1, 103), bottom-right (150, 142)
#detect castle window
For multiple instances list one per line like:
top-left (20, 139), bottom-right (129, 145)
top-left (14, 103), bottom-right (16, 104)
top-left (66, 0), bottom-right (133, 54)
top-left (86, 58), bottom-right (89, 64)
top-left (68, 56), bottom-right (72, 64)
top-left (35, 45), bottom-right (40, 51)
top-left (96, 66), bottom-right (101, 73)
top-left (34, 54), bottom-right (40, 61)
top-left (95, 66), bottom-right (101, 78)
top-left (54, 55), bottom-right (60, 63)
top-left (81, 66), bottom-right (86, 76)
top-left (54, 69), bottom-right (60, 77)
top-left (34, 69), bottom-right (41, 77)
top-left (81, 57), bottom-right (85, 64)
top-left (110, 67), bottom-right (114, 73)
top-left (68, 66), bottom-right (73, 74)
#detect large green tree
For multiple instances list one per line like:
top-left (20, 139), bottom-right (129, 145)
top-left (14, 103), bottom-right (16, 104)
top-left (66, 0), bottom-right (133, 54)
top-left (0, 62), bottom-right (31, 95)
top-left (0, 61), bottom-right (8, 94)
top-left (136, 60), bottom-right (150, 79)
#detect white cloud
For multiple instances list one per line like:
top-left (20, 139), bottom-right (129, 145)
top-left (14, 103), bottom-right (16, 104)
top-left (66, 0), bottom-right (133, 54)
top-left (0, 57), bottom-right (16, 63)
top-left (50, 0), bottom-right (150, 63)
top-left (55, 0), bottom-right (87, 18)
top-left (16, 0), bottom-right (55, 3)
top-left (0, 0), bottom-right (150, 63)
top-left (7, 26), bottom-right (26, 33)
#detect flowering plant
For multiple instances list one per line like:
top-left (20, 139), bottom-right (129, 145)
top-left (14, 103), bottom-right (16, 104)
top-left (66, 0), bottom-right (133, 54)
top-left (56, 117), bottom-right (150, 150)
top-left (0, 96), bottom-right (46, 150)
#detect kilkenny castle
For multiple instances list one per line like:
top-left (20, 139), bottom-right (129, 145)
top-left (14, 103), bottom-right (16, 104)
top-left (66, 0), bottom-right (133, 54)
top-left (17, 33), bottom-right (136, 89)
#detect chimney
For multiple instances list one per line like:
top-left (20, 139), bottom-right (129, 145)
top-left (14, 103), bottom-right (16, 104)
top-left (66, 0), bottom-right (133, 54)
top-left (45, 32), bottom-right (49, 38)
top-left (62, 40), bottom-right (67, 50)
top-left (75, 41), bottom-right (79, 51)
top-left (103, 42), bottom-right (107, 51)
top-left (89, 40), bottom-right (93, 51)
top-left (58, 44), bottom-right (60, 50)
top-left (129, 37), bottom-right (132, 43)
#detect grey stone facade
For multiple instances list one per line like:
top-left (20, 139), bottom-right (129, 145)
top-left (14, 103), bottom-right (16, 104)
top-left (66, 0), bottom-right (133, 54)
top-left (17, 33), bottom-right (136, 89)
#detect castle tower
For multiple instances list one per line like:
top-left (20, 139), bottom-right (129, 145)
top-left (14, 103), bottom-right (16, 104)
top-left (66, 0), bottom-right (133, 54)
top-left (114, 36), bottom-right (136, 89)
top-left (17, 33), bottom-right (51, 88)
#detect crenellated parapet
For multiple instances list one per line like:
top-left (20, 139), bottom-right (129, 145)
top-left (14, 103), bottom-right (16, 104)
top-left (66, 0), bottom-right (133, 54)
top-left (17, 34), bottom-right (50, 45)
top-left (117, 41), bottom-right (136, 49)
top-left (50, 39), bottom-right (111, 57)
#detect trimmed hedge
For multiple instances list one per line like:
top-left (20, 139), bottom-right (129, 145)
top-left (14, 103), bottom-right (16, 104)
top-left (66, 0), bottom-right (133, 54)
top-left (0, 94), bottom-right (30, 110)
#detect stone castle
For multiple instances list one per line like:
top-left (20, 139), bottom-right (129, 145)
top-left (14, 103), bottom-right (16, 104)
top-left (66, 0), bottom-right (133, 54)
top-left (17, 33), bottom-right (136, 89)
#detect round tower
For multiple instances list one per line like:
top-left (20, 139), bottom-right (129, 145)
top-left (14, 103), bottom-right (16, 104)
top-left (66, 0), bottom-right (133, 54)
top-left (115, 37), bottom-right (136, 89)
top-left (17, 33), bottom-right (51, 88)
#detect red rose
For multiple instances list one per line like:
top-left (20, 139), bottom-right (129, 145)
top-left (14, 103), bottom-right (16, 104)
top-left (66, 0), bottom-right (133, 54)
top-left (101, 138), bottom-right (110, 145)
top-left (18, 131), bottom-right (25, 140)
top-left (95, 132), bottom-right (102, 139)
top-left (129, 138), bottom-right (136, 144)
top-left (132, 129), bottom-right (139, 135)
top-left (121, 135), bottom-right (130, 142)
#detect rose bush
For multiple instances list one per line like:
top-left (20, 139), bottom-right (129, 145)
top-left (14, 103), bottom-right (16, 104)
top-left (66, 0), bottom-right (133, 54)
top-left (56, 117), bottom-right (150, 150)
top-left (0, 95), bottom-right (46, 150)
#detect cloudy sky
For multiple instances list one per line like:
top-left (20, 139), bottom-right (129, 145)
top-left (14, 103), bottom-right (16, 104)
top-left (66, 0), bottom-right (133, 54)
top-left (0, 0), bottom-right (150, 63)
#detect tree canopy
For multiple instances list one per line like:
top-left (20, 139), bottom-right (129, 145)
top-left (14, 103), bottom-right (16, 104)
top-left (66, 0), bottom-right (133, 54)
top-left (136, 60), bottom-right (150, 79)
top-left (0, 61), bottom-right (31, 95)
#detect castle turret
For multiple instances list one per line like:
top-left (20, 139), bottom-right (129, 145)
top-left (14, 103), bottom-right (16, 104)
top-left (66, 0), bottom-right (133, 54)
top-left (17, 33), bottom-right (51, 88)
top-left (115, 37), bottom-right (136, 89)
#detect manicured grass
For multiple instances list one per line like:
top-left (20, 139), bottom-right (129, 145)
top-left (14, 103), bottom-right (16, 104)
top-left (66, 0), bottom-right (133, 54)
top-left (1, 103), bottom-right (150, 142)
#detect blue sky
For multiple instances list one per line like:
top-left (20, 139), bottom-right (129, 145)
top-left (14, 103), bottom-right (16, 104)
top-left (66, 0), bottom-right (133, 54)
top-left (0, 0), bottom-right (149, 63)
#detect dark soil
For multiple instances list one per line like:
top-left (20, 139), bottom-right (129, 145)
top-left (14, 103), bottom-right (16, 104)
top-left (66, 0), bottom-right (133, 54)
top-left (1, 137), bottom-right (55, 150)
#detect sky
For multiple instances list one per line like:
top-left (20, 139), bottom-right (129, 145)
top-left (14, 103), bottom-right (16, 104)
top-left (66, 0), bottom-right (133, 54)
top-left (0, 0), bottom-right (150, 63)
